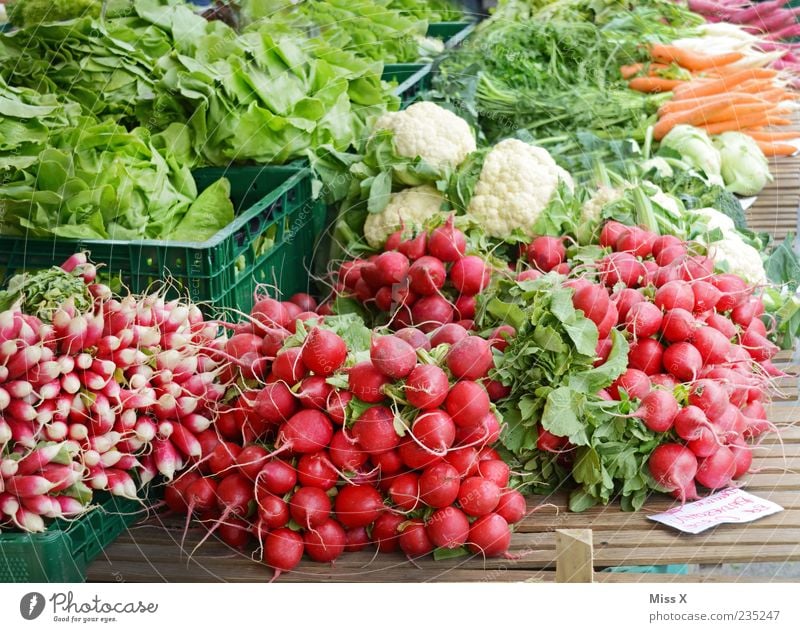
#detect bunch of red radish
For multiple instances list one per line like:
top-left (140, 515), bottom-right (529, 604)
top-left (523, 222), bottom-right (779, 503)
top-left (1, 254), bottom-right (229, 532)
top-left (336, 215), bottom-right (491, 331)
top-left (165, 290), bottom-right (525, 580)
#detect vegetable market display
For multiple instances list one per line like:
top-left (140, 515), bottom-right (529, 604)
top-left (3, 0), bottom-right (800, 582)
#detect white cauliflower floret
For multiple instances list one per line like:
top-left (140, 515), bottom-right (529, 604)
top-left (708, 233), bottom-right (767, 285)
top-left (466, 139), bottom-right (573, 239)
top-left (363, 185), bottom-right (445, 248)
top-left (373, 102), bottom-right (476, 169)
top-left (693, 206), bottom-right (736, 233)
top-left (581, 185), bottom-right (624, 223)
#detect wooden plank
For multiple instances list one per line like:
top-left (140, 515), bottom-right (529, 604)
top-left (555, 529), bottom-right (593, 583)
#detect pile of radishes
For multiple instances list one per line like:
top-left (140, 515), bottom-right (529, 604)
top-left (0, 254), bottom-right (229, 532)
top-left (336, 215), bottom-right (491, 331)
top-left (560, 221), bottom-right (778, 502)
top-left (165, 290), bottom-right (526, 579)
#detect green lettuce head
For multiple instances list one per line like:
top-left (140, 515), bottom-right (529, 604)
top-left (713, 131), bottom-right (773, 196)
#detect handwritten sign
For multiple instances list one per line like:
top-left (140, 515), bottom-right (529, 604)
top-left (648, 488), bottom-right (783, 534)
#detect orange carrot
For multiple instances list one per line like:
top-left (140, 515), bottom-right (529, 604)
top-left (764, 117), bottom-right (792, 126)
top-left (754, 141), bottom-right (798, 157)
top-left (628, 77), bottom-right (684, 93)
top-left (653, 100), bottom-right (733, 140)
top-left (704, 65), bottom-right (778, 79)
top-left (657, 92), bottom-right (763, 116)
top-left (650, 44), bottom-right (744, 71)
top-left (745, 130), bottom-right (800, 142)
top-left (702, 103), bottom-right (777, 125)
top-left (673, 68), bottom-right (780, 100)
top-left (620, 62), bottom-right (669, 79)
top-left (699, 114), bottom-right (775, 134)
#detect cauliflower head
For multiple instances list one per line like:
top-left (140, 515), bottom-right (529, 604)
top-left (373, 102), bottom-right (476, 170)
top-left (581, 185), bottom-right (624, 224)
top-left (466, 139), bottom-right (573, 239)
top-left (707, 232), bottom-right (766, 285)
top-left (363, 185), bottom-right (445, 248)
top-left (693, 206), bottom-right (736, 234)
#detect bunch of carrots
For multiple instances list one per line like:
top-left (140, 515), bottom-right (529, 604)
top-left (624, 43), bottom-right (798, 157)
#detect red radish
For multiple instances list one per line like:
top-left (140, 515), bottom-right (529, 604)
top-left (454, 295), bottom-right (477, 320)
top-left (389, 471), bottom-right (421, 511)
top-left (373, 512), bottom-right (405, 553)
top-left (360, 262), bottom-right (383, 290)
top-left (612, 288), bottom-right (646, 322)
top-left (354, 279), bottom-right (373, 302)
top-left (303, 519), bottom-right (346, 563)
top-left (455, 411), bottom-right (502, 447)
top-left (526, 236), bottom-right (565, 272)
top-left (209, 442), bottom-right (242, 476)
top-left (395, 327), bottom-right (431, 351)
top-left (256, 459), bottom-right (297, 495)
top-left (536, 426), bottom-right (568, 453)
top-left (235, 445), bottom-right (269, 480)
top-left (680, 256), bottom-right (714, 282)
top-left (412, 410), bottom-right (456, 453)
top-left (398, 519), bottom-right (434, 557)
top-left (297, 452), bottom-right (338, 490)
top-left (344, 527), bottom-right (370, 552)
top-left (495, 489), bottom-right (526, 524)
top-left (326, 389), bottom-right (352, 426)
top-left (445, 381), bottom-right (490, 428)
top-left (661, 308), bottom-right (697, 343)
top-left (517, 269), bottom-right (542, 282)
top-left (398, 231), bottom-right (427, 260)
top-left (302, 328), bottom-right (346, 376)
top-left (426, 506), bottom-right (470, 549)
top-left (628, 338), bottom-right (664, 375)
top-left (467, 513), bottom-right (511, 557)
top-left (713, 274), bottom-right (749, 312)
top-left (447, 336), bottom-right (493, 380)
top-left (431, 323), bottom-right (469, 347)
top-left (329, 431), bottom-right (368, 472)
top-left (594, 337), bottom-right (613, 367)
top-left (427, 216), bottom-right (466, 262)
top-left (371, 449), bottom-right (403, 476)
top-left (272, 348), bottom-right (307, 384)
top-left (489, 325), bottom-right (516, 351)
top-left (317, 302), bottom-right (334, 316)
top-left (398, 438), bottom-right (442, 470)
top-left (334, 484), bottom-right (384, 528)
top-left (616, 226), bottom-right (656, 257)
top-left (477, 460), bottom-right (511, 487)
top-left (289, 293), bottom-right (318, 312)
top-left (691, 281), bottom-right (722, 313)
top-left (693, 326), bottom-right (731, 365)
top-left (296, 376), bottom-right (333, 410)
top-left (740, 328), bottom-right (778, 362)
top-left (419, 462), bottom-right (460, 507)
top-left (655, 280), bottom-right (694, 312)
top-left (348, 361), bottom-right (390, 403)
top-left (572, 283), bottom-right (611, 327)
top-left (289, 487), bottom-right (331, 528)
top-left (450, 256), bottom-right (491, 296)
top-left (217, 517), bottom-right (251, 549)
top-left (632, 390), bottom-right (679, 432)
top-left (458, 476), bottom-right (501, 516)
top-left (370, 335), bottom-right (417, 379)
top-left (599, 252), bottom-right (646, 288)
top-left (688, 380), bottom-right (728, 421)
top-left (484, 378), bottom-right (511, 401)
top-left (652, 263), bottom-right (682, 287)
top-left (608, 368), bottom-right (651, 400)
top-left (696, 445), bottom-right (736, 490)
top-left (257, 494), bottom-right (290, 529)
top-left (648, 443), bottom-right (698, 502)
top-left (652, 234), bottom-right (682, 258)
top-left (730, 440), bottom-right (753, 479)
top-left (254, 382), bottom-right (297, 424)
top-left (625, 301), bottom-right (663, 338)
top-left (353, 406), bottom-right (401, 454)
top-left (411, 295), bottom-right (454, 332)
top-left (444, 446), bottom-right (480, 477)
top-left (662, 342), bottom-right (703, 382)
top-left (278, 409), bottom-right (334, 454)
top-left (408, 256), bottom-right (447, 296)
top-left (252, 298), bottom-right (290, 329)
top-left (375, 251), bottom-right (410, 286)
top-left (262, 528), bottom-right (304, 580)
top-left (674, 406), bottom-right (714, 442)
top-left (600, 221), bottom-right (629, 248)
top-left (405, 364), bottom-right (449, 409)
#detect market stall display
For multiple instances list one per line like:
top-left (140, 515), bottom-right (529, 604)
top-left (2, 0), bottom-right (800, 584)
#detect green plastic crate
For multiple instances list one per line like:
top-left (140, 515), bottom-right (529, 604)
top-left (0, 165), bottom-right (326, 316)
top-left (604, 564), bottom-right (689, 575)
top-left (392, 63), bottom-right (433, 107)
top-left (0, 493), bottom-right (147, 582)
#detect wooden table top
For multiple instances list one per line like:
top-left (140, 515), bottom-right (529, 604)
top-left (87, 154), bottom-right (800, 584)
